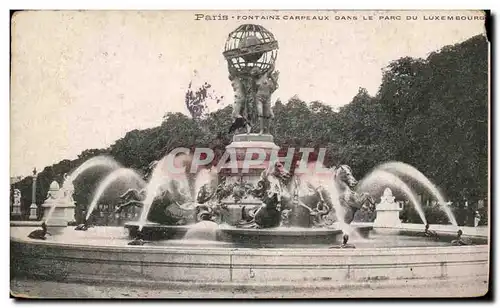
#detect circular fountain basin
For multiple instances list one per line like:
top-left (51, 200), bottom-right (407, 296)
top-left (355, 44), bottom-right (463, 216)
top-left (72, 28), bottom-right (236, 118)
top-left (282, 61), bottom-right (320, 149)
top-left (10, 222), bottom-right (489, 294)
top-left (123, 221), bottom-right (373, 247)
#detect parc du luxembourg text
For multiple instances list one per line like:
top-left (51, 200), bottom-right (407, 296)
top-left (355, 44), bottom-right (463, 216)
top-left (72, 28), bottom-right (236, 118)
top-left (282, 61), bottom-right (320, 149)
top-left (194, 13), bottom-right (485, 22)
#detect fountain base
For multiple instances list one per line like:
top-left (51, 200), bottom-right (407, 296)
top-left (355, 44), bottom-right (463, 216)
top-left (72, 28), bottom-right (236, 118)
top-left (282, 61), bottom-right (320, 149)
top-left (41, 202), bottom-right (76, 227)
top-left (10, 223), bottom-right (488, 298)
top-left (123, 222), bottom-right (372, 247)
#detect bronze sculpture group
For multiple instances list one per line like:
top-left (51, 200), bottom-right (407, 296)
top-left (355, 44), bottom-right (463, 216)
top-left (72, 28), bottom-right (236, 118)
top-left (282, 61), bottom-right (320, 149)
top-left (228, 63), bottom-right (279, 135)
top-left (113, 161), bottom-right (375, 229)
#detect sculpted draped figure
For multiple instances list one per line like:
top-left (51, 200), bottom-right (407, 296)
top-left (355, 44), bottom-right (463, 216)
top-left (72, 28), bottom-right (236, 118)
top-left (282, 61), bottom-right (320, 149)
top-left (228, 64), bottom-right (279, 135)
top-left (223, 24), bottom-right (280, 135)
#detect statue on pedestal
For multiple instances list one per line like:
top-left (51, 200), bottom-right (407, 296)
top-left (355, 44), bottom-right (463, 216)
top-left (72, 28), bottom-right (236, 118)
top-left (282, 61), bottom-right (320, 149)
top-left (380, 188), bottom-right (395, 203)
top-left (12, 188), bottom-right (22, 215)
top-left (46, 181), bottom-right (60, 200)
top-left (41, 179), bottom-right (77, 226)
top-left (373, 187), bottom-right (403, 228)
top-left (61, 173), bottom-right (75, 204)
top-left (223, 24), bottom-right (279, 135)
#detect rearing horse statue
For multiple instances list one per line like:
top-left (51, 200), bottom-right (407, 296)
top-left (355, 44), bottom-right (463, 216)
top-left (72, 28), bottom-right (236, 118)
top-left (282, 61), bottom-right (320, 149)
top-left (285, 164), bottom-right (375, 227)
top-left (332, 165), bottom-right (375, 224)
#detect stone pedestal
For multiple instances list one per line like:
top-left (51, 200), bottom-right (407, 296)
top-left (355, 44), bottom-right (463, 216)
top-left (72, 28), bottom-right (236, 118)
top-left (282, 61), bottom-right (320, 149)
top-left (222, 133), bottom-right (280, 183)
top-left (41, 180), bottom-right (76, 227)
top-left (42, 200), bottom-right (76, 226)
top-left (11, 206), bottom-right (22, 217)
top-left (28, 203), bottom-right (38, 220)
top-left (373, 188), bottom-right (403, 228)
top-left (219, 133), bottom-right (280, 223)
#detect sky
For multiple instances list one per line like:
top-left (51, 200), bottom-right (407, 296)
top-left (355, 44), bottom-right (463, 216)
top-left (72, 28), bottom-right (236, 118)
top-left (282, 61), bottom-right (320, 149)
top-left (10, 10), bottom-right (486, 177)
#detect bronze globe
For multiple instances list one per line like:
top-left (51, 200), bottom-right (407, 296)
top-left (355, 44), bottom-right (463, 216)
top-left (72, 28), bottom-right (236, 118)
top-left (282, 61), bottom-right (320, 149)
top-left (223, 24), bottom-right (279, 75)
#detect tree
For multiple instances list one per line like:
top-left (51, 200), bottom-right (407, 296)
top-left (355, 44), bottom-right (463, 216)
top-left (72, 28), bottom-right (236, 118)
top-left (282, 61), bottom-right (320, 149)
top-left (184, 81), bottom-right (223, 120)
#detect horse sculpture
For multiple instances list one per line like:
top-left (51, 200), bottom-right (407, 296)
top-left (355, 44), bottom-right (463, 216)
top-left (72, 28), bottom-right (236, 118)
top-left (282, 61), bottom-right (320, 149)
top-left (235, 163), bottom-right (376, 229)
top-left (284, 165), bottom-right (375, 227)
top-left (114, 177), bottom-right (216, 225)
top-left (332, 165), bottom-right (376, 224)
top-left (146, 179), bottom-right (216, 225)
top-left (191, 180), bottom-right (226, 223)
top-left (114, 160), bottom-right (158, 214)
top-left (236, 161), bottom-right (291, 228)
top-left (112, 160), bottom-right (374, 229)
top-left (114, 188), bottom-right (146, 213)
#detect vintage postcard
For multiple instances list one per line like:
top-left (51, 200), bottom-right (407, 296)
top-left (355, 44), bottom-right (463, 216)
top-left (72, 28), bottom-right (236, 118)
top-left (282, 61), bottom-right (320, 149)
top-left (10, 10), bottom-right (490, 298)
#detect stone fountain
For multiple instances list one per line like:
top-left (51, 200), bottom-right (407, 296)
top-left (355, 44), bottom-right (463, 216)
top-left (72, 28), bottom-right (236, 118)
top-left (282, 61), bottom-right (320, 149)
top-left (10, 24), bottom-right (488, 297)
top-left (122, 24), bottom-right (375, 244)
top-left (41, 179), bottom-right (76, 227)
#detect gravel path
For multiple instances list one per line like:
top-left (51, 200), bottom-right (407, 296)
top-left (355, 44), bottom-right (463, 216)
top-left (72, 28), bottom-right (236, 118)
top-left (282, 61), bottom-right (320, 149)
top-left (10, 277), bottom-right (488, 299)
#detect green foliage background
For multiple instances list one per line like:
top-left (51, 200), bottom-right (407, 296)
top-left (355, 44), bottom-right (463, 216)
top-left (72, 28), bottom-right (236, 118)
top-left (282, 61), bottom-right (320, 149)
top-left (11, 35), bottom-right (488, 225)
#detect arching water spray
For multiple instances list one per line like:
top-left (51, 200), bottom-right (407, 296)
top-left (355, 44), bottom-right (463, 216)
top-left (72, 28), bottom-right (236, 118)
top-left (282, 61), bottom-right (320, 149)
top-left (169, 153), bottom-right (194, 200)
top-left (137, 158), bottom-right (172, 232)
top-left (357, 169), bottom-right (427, 225)
top-left (43, 157), bottom-right (122, 224)
top-left (377, 162), bottom-right (457, 226)
top-left (64, 156), bottom-right (121, 187)
top-left (137, 153), bottom-right (194, 232)
top-left (183, 220), bottom-right (219, 241)
top-left (326, 168), bottom-right (356, 237)
top-left (294, 162), bottom-right (359, 238)
top-left (43, 201), bottom-right (58, 225)
top-left (86, 168), bottom-right (146, 221)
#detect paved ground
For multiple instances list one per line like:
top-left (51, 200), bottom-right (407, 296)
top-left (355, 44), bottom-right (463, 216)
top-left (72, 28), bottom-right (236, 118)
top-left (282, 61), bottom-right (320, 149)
top-left (10, 277), bottom-right (489, 299)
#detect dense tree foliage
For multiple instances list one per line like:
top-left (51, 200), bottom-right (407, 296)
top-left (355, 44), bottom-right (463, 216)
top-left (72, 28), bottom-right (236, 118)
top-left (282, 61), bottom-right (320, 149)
top-left (11, 35), bottom-right (488, 225)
